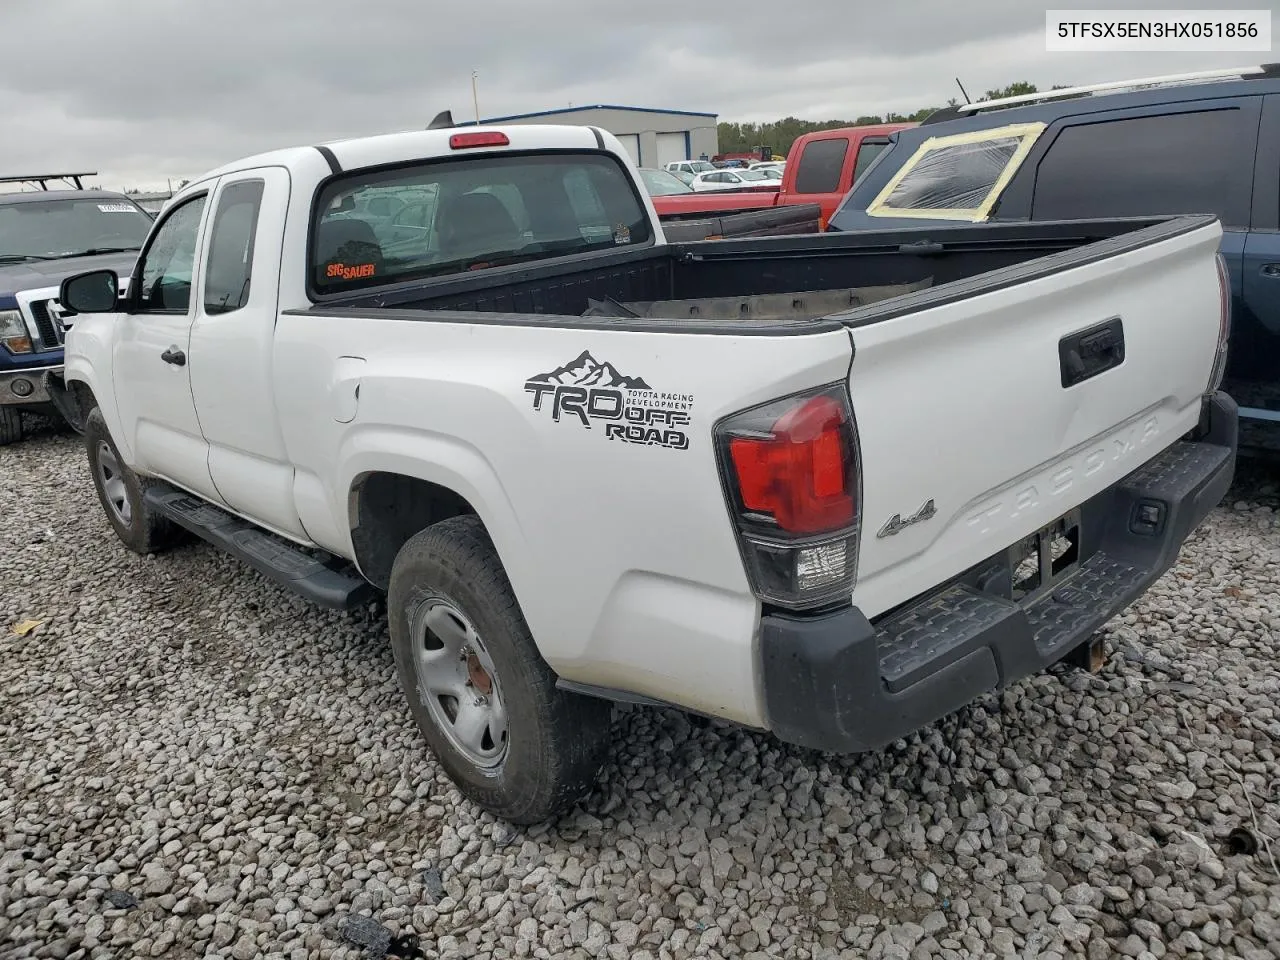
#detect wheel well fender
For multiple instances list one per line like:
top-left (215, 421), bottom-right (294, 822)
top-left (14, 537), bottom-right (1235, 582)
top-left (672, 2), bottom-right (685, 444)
top-left (341, 439), bottom-right (528, 594)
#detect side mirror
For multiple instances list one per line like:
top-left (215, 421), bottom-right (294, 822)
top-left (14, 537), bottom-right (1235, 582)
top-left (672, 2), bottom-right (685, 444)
top-left (60, 269), bottom-right (120, 314)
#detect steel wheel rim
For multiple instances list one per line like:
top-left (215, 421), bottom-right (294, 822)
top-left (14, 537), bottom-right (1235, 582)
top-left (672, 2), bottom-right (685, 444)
top-left (96, 442), bottom-right (131, 525)
top-left (410, 597), bottom-right (509, 769)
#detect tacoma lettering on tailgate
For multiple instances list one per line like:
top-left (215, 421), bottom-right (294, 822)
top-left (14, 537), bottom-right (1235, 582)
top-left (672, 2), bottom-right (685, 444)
top-left (963, 414), bottom-right (1161, 537)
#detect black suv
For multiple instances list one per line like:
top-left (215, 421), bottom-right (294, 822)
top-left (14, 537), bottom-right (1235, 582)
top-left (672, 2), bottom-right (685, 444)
top-left (829, 64), bottom-right (1280, 430)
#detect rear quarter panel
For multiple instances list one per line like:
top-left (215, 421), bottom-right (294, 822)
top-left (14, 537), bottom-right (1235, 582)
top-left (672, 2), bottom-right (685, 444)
top-left (271, 313), bottom-right (853, 725)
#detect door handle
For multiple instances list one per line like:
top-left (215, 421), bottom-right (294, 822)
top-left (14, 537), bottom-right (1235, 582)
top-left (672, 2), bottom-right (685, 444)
top-left (1260, 263), bottom-right (1280, 278)
top-left (161, 346), bottom-right (186, 366)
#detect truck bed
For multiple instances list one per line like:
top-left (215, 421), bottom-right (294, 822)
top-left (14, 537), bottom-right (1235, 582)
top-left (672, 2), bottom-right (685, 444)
top-left (297, 216), bottom-right (1210, 333)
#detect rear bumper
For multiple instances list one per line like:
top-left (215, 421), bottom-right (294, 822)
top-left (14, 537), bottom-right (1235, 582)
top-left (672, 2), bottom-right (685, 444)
top-left (760, 391), bottom-right (1238, 754)
top-left (0, 363), bottom-right (58, 406)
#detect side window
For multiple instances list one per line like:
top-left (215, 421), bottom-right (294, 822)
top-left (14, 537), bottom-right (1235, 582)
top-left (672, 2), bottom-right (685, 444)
top-left (1030, 109), bottom-right (1253, 227)
top-left (851, 141), bottom-right (890, 188)
top-left (203, 180), bottom-right (264, 315)
top-left (794, 138), bottom-right (850, 194)
top-left (136, 195), bottom-right (208, 313)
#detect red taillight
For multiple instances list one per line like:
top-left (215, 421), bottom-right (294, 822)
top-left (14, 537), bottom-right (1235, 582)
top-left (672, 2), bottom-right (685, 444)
top-left (449, 131), bottom-right (510, 149)
top-left (716, 384), bottom-right (861, 610)
top-left (728, 395), bottom-right (854, 534)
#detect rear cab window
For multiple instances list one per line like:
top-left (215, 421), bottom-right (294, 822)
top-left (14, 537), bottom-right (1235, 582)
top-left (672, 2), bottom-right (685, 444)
top-left (866, 122), bottom-right (1045, 221)
top-left (310, 152), bottom-right (653, 295)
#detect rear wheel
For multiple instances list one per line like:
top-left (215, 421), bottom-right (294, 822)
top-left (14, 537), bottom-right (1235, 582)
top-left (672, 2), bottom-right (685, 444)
top-left (85, 407), bottom-right (187, 555)
top-left (388, 515), bottom-right (612, 824)
top-left (0, 406), bottom-right (22, 446)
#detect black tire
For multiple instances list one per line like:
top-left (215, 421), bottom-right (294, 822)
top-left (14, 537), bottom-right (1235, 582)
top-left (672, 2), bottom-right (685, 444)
top-left (388, 516), bottom-right (612, 824)
top-left (0, 406), bottom-right (22, 446)
top-left (85, 407), bottom-right (187, 555)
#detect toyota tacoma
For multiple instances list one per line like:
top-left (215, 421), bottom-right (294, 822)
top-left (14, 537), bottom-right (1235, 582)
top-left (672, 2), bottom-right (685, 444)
top-left (58, 122), bottom-right (1237, 823)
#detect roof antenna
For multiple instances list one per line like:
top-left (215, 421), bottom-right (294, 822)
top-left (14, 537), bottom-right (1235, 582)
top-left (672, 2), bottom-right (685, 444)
top-left (955, 77), bottom-right (972, 104)
top-left (427, 109), bottom-right (455, 130)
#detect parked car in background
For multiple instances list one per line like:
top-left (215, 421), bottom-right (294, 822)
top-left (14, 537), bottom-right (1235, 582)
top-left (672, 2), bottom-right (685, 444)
top-left (663, 160), bottom-right (715, 179)
top-left (59, 120), bottom-right (1235, 823)
top-left (636, 167), bottom-right (821, 239)
top-left (0, 173), bottom-right (152, 444)
top-left (827, 63), bottom-right (1280, 428)
top-left (639, 123), bottom-right (919, 232)
top-left (637, 167), bottom-right (696, 196)
top-left (782, 122), bottom-right (914, 228)
top-left (690, 168), bottom-right (780, 191)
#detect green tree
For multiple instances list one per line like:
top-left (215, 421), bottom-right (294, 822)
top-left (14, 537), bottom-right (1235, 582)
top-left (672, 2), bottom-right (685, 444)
top-left (981, 81), bottom-right (1039, 101)
top-left (716, 81), bottom-right (1047, 156)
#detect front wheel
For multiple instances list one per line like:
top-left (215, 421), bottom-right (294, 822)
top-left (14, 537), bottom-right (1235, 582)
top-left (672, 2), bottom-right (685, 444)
top-left (388, 516), bottom-right (613, 824)
top-left (85, 407), bottom-right (187, 555)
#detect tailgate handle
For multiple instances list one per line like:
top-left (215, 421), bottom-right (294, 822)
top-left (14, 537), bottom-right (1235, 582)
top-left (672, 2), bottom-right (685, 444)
top-left (1059, 317), bottom-right (1124, 388)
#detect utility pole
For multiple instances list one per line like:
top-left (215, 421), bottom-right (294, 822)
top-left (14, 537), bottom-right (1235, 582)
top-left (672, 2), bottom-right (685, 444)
top-left (472, 71), bottom-right (480, 124)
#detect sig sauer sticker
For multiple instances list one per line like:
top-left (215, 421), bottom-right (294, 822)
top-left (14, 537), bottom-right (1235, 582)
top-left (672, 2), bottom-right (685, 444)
top-left (524, 351), bottom-right (693, 450)
top-left (326, 262), bottom-right (376, 280)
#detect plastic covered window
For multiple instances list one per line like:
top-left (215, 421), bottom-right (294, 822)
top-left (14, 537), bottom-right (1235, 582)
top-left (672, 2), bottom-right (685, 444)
top-left (867, 122), bottom-right (1045, 221)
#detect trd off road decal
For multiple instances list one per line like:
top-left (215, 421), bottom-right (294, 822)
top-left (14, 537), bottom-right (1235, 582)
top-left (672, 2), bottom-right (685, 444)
top-left (524, 350), bottom-right (693, 450)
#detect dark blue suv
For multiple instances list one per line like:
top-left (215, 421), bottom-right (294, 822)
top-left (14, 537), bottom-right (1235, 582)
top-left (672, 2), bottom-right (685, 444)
top-left (0, 174), bottom-right (152, 444)
top-left (829, 64), bottom-right (1280, 432)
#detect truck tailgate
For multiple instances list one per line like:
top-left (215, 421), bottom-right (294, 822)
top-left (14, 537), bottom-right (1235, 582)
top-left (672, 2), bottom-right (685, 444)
top-left (847, 218), bottom-right (1225, 619)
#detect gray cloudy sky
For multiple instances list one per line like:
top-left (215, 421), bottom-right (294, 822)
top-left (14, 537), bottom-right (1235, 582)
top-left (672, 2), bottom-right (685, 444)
top-left (1, 0), bottom-right (1277, 189)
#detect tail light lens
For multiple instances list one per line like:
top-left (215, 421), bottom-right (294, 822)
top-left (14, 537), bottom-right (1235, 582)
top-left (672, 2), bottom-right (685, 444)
top-left (715, 383), bottom-right (861, 610)
top-left (1208, 252), bottom-right (1232, 396)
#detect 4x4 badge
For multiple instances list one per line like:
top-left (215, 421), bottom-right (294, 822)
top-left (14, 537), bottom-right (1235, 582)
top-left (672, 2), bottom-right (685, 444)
top-left (877, 498), bottom-right (937, 539)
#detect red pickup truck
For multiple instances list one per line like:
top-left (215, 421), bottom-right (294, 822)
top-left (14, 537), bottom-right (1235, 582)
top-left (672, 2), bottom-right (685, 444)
top-left (648, 122), bottom-right (916, 236)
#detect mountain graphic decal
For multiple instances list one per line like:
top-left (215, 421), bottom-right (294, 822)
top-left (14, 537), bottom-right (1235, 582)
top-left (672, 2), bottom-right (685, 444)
top-left (526, 350), bottom-right (651, 390)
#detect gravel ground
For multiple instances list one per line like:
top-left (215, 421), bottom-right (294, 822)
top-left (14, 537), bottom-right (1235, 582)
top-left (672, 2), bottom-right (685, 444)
top-left (3, 418), bottom-right (1280, 960)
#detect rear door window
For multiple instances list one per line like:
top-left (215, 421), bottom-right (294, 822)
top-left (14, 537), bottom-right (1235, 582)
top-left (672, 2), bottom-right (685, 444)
top-left (310, 152), bottom-right (652, 294)
top-left (867, 122), bottom-right (1046, 221)
top-left (1029, 107), bottom-right (1254, 227)
top-left (851, 139), bottom-right (891, 188)
top-left (793, 138), bottom-right (849, 194)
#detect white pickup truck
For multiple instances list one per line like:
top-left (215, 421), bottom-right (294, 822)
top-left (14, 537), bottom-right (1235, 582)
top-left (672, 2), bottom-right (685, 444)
top-left (56, 121), bottom-right (1237, 823)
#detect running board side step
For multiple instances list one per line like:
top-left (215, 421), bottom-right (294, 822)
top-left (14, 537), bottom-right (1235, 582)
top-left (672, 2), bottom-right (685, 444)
top-left (143, 485), bottom-right (376, 611)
